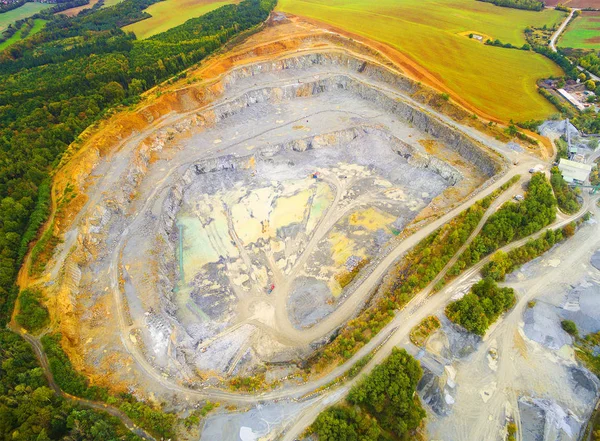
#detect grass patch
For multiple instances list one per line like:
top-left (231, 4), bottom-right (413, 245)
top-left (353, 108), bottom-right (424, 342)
top-left (123, 0), bottom-right (238, 39)
top-left (559, 11), bottom-right (600, 50)
top-left (0, 2), bottom-right (50, 33)
top-left (0, 18), bottom-right (45, 51)
top-left (277, 0), bottom-right (563, 121)
top-left (410, 316), bottom-right (441, 347)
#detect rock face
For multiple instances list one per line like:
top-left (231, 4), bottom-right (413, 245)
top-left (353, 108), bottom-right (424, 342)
top-left (215, 74), bottom-right (500, 177)
top-left (592, 250), bottom-right (600, 271)
top-left (48, 44), bottom-right (507, 385)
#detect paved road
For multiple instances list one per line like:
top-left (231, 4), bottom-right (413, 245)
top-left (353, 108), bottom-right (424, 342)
top-left (550, 8), bottom-right (575, 52)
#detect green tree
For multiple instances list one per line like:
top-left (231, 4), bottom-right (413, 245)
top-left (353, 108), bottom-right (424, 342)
top-left (15, 289), bottom-right (49, 333)
top-left (100, 81), bottom-right (126, 104)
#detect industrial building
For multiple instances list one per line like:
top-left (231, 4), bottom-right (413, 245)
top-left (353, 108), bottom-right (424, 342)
top-left (558, 158), bottom-right (592, 184)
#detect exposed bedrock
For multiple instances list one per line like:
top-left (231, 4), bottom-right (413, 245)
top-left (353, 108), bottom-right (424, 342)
top-left (64, 49), bottom-right (507, 379)
top-left (215, 75), bottom-right (500, 177)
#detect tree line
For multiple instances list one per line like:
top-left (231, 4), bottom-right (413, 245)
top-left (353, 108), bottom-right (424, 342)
top-left (482, 224), bottom-right (575, 281)
top-left (478, 0), bottom-right (544, 11)
top-left (447, 173), bottom-right (557, 275)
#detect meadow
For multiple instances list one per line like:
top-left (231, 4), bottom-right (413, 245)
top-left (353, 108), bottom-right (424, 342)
top-left (559, 11), bottom-right (600, 50)
top-left (0, 18), bottom-right (45, 51)
top-left (0, 2), bottom-right (51, 32)
top-left (277, 0), bottom-right (565, 121)
top-left (123, 0), bottom-right (238, 39)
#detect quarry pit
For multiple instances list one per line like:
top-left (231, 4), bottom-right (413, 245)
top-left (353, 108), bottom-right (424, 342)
top-left (39, 17), bottom-right (505, 395)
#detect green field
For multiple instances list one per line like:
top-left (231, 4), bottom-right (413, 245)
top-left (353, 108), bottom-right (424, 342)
top-left (0, 2), bottom-right (51, 33)
top-left (123, 0), bottom-right (237, 39)
top-left (277, 0), bottom-right (565, 121)
top-left (559, 11), bottom-right (600, 49)
top-left (0, 18), bottom-right (45, 51)
top-left (103, 0), bottom-right (124, 7)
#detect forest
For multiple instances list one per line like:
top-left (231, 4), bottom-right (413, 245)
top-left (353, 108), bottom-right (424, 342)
top-left (0, 0), bottom-right (277, 327)
top-left (0, 1), bottom-right (276, 439)
top-left (0, 330), bottom-right (143, 441)
top-left (312, 348), bottom-right (426, 441)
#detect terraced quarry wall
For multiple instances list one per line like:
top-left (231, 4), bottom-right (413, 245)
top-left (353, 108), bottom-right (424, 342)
top-left (32, 22), bottom-right (509, 397)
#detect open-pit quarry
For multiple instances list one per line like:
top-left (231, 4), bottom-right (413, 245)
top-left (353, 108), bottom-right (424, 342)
top-left (34, 13), bottom-right (600, 441)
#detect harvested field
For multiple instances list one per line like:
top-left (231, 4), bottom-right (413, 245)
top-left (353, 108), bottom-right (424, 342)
top-left (123, 0), bottom-right (239, 39)
top-left (57, 0), bottom-right (100, 16)
top-left (559, 11), bottom-right (600, 49)
top-left (563, 0), bottom-right (600, 7)
top-left (277, 0), bottom-right (564, 121)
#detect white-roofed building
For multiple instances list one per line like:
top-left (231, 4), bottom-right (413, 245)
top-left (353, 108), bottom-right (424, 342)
top-left (558, 158), bottom-right (592, 184)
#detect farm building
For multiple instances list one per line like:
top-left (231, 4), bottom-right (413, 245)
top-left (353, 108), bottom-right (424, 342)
top-left (558, 158), bottom-right (592, 183)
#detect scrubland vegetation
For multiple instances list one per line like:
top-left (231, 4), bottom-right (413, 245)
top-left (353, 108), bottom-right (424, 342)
top-left (409, 316), bottom-right (441, 347)
top-left (311, 348), bottom-right (425, 441)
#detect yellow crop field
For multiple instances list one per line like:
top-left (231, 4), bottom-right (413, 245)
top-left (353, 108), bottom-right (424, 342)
top-left (123, 0), bottom-right (238, 40)
top-left (277, 0), bottom-right (565, 121)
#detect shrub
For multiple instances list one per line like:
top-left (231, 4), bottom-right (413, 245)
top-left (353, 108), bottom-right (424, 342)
top-left (561, 320), bottom-right (578, 336)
